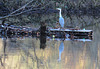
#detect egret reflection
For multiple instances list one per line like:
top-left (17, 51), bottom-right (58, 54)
top-left (58, 41), bottom-right (64, 62)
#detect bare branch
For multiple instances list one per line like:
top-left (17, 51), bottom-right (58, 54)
top-left (0, 0), bottom-right (35, 19)
top-left (0, 1), bottom-right (40, 19)
top-left (0, 8), bottom-right (34, 19)
top-left (10, 0), bottom-right (34, 15)
top-left (0, 1), bottom-right (54, 20)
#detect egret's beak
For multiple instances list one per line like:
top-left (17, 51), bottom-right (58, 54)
top-left (56, 8), bottom-right (59, 10)
top-left (56, 8), bottom-right (61, 11)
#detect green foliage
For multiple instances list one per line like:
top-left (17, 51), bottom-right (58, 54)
top-left (0, 0), bottom-right (100, 27)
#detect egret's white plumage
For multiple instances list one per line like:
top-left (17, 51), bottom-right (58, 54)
top-left (56, 8), bottom-right (64, 28)
top-left (59, 17), bottom-right (64, 28)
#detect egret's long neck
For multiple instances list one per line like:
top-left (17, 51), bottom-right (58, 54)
top-left (59, 9), bottom-right (62, 17)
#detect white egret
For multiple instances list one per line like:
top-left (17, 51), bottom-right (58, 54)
top-left (56, 8), bottom-right (64, 28)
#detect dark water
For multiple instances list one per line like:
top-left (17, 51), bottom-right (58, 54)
top-left (0, 15), bottom-right (100, 69)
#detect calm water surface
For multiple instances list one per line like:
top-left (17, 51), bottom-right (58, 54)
top-left (0, 15), bottom-right (100, 69)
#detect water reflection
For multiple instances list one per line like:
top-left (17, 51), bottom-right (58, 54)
top-left (40, 34), bottom-right (46, 49)
top-left (58, 41), bottom-right (64, 62)
top-left (0, 33), bottom-right (99, 69)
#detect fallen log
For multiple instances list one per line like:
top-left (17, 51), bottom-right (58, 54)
top-left (0, 23), bottom-right (93, 39)
top-left (47, 28), bottom-right (92, 37)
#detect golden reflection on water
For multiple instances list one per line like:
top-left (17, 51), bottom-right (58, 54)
top-left (0, 36), bottom-right (99, 69)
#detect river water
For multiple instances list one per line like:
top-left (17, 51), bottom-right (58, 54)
top-left (0, 15), bottom-right (100, 69)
